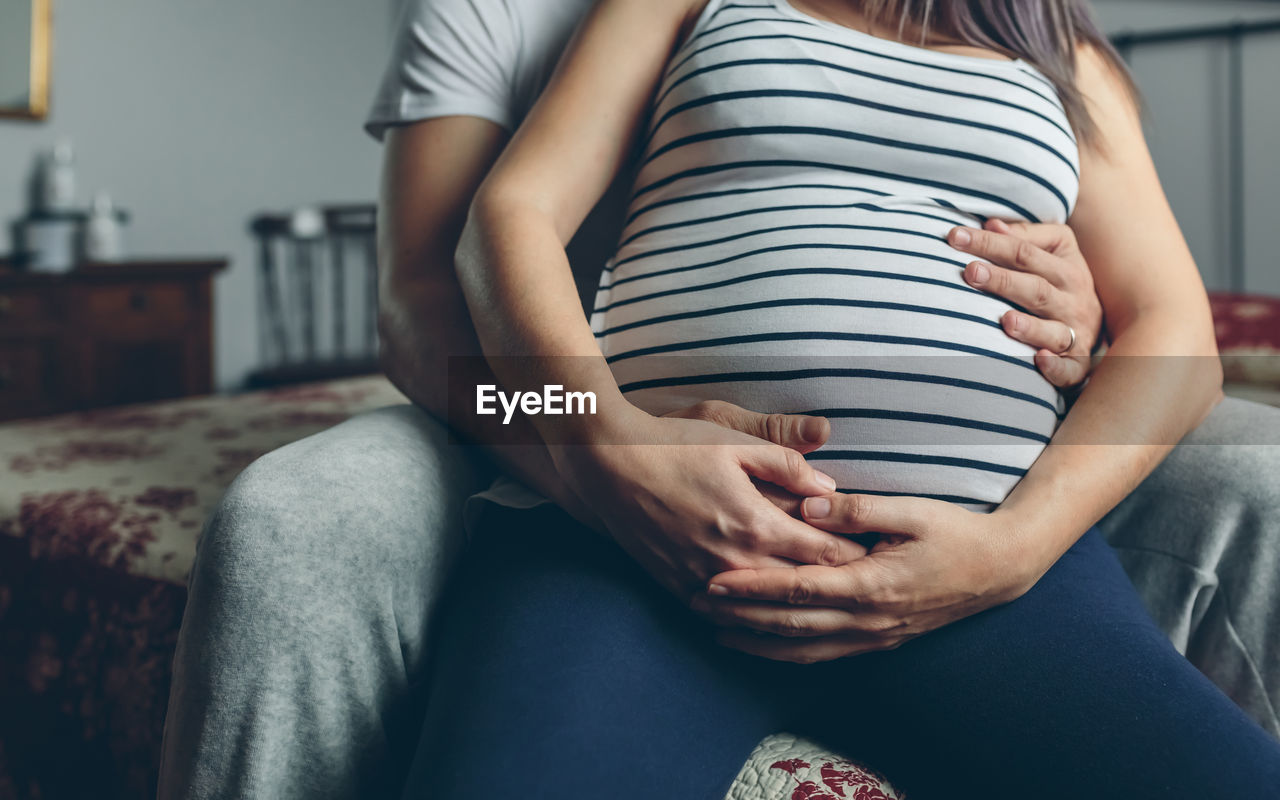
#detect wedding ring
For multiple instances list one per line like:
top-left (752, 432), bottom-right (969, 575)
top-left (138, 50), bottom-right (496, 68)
top-left (1059, 325), bottom-right (1077, 355)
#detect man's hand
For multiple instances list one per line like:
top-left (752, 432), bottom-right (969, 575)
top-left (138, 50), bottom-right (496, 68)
top-left (948, 219), bottom-right (1103, 388)
top-left (690, 494), bottom-right (1035, 663)
top-left (663, 399), bottom-right (831, 451)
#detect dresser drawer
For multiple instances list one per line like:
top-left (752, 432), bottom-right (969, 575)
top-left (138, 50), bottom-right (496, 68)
top-left (0, 287), bottom-right (58, 334)
top-left (0, 259), bottom-right (224, 418)
top-left (79, 282), bottom-right (192, 332)
top-left (0, 340), bottom-right (60, 420)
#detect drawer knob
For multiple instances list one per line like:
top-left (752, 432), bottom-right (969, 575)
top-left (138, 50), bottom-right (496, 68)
top-left (130, 291), bottom-right (148, 311)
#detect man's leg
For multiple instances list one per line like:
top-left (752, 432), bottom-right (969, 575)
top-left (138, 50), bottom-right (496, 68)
top-left (1100, 396), bottom-right (1280, 736)
top-left (157, 405), bottom-right (490, 800)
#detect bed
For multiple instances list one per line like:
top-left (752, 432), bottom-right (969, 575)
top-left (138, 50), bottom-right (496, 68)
top-left (1, 294), bottom-right (1278, 800)
top-left (0, 377), bottom-right (408, 799)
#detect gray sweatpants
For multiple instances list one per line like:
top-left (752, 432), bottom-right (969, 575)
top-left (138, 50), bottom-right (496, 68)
top-left (156, 399), bottom-right (1280, 800)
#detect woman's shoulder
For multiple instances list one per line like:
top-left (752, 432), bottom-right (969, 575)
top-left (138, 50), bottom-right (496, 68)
top-left (1074, 43), bottom-right (1140, 120)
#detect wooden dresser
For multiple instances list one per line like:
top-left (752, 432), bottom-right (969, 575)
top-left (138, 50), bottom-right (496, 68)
top-left (0, 259), bottom-right (227, 422)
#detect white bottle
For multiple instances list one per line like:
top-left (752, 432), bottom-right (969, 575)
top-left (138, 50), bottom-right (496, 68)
top-left (84, 192), bottom-right (125, 262)
top-left (39, 140), bottom-right (77, 213)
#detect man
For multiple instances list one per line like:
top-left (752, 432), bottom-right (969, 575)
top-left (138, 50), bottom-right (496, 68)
top-left (157, 0), bottom-right (1280, 797)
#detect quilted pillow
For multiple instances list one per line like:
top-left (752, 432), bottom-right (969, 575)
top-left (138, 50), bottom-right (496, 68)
top-left (1210, 292), bottom-right (1280, 386)
top-left (728, 733), bottom-right (905, 800)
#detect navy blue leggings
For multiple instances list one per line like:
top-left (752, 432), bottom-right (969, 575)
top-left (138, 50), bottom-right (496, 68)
top-left (402, 505), bottom-right (1280, 799)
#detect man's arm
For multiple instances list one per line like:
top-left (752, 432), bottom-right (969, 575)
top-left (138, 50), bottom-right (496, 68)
top-left (378, 118), bottom-right (601, 521)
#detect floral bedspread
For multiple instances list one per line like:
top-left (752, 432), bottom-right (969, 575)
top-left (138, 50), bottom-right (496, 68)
top-left (0, 376), bottom-right (408, 800)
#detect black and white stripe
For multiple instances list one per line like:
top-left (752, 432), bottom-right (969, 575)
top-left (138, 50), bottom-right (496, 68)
top-left (591, 0), bottom-right (1078, 510)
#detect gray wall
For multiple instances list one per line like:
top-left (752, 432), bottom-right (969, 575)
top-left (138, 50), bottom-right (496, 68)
top-left (0, 0), bottom-right (393, 390)
top-left (1094, 0), bottom-right (1280, 296)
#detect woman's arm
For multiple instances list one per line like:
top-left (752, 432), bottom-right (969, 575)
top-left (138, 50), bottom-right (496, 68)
top-left (694, 46), bottom-right (1224, 661)
top-left (454, 0), bottom-right (865, 597)
top-left (458, 0), bottom-right (680, 373)
top-left (995, 44), bottom-right (1223, 573)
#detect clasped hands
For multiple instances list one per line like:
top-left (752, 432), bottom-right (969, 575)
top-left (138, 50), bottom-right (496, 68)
top-left (554, 220), bottom-right (1102, 664)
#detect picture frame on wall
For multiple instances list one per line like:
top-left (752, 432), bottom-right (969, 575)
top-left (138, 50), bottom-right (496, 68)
top-left (0, 0), bottom-right (52, 120)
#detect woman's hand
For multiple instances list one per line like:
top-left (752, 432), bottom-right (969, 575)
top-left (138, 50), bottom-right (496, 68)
top-left (689, 495), bottom-right (1034, 663)
top-left (550, 406), bottom-right (868, 601)
top-left (948, 219), bottom-right (1102, 388)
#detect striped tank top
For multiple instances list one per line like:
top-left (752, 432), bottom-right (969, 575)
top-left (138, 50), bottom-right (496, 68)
top-left (590, 0), bottom-right (1081, 510)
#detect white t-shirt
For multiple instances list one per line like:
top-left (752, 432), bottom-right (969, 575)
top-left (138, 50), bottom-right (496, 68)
top-left (366, 0), bottom-right (613, 516)
top-left (366, 0), bottom-right (592, 140)
top-left (367, 0), bottom-right (633, 301)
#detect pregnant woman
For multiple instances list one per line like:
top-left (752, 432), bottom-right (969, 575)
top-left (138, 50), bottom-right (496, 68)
top-left (405, 0), bottom-right (1280, 797)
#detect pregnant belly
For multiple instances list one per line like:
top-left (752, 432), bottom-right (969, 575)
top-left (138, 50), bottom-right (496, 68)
top-left (592, 252), bottom-right (1063, 510)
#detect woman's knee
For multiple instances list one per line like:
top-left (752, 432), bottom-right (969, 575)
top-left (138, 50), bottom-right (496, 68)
top-left (412, 516), bottom-right (778, 799)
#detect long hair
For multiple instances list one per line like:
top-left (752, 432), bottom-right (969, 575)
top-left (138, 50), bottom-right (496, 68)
top-left (860, 0), bottom-right (1138, 144)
